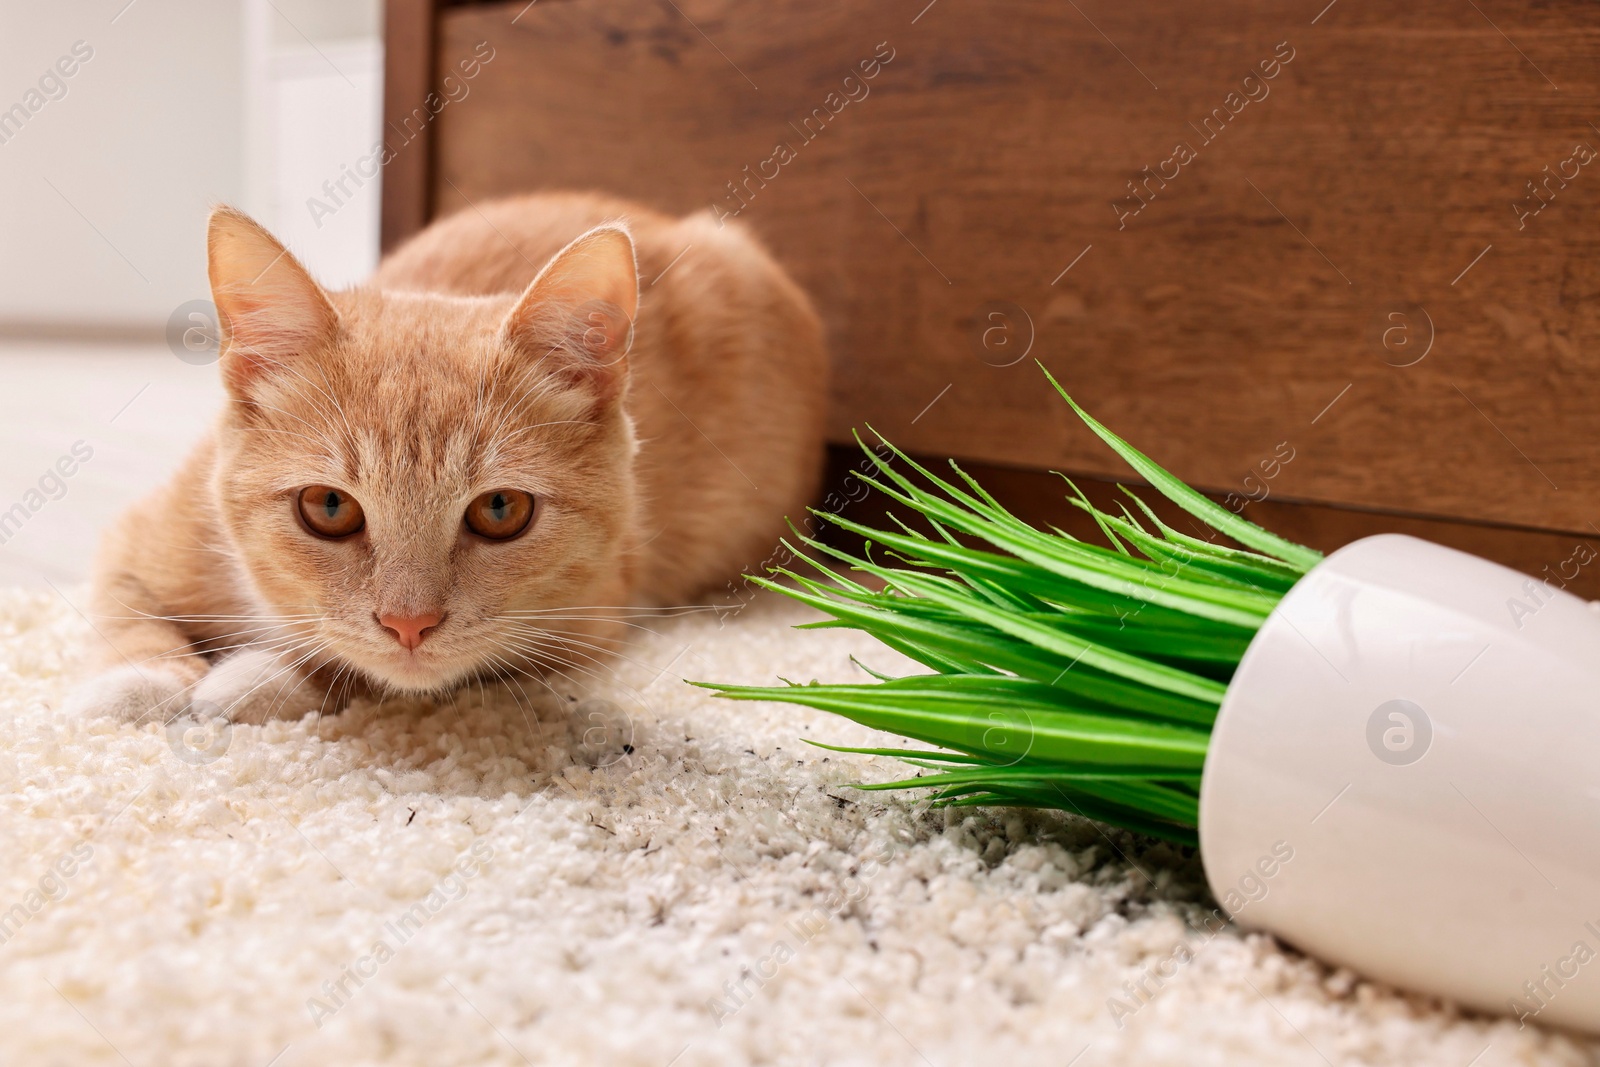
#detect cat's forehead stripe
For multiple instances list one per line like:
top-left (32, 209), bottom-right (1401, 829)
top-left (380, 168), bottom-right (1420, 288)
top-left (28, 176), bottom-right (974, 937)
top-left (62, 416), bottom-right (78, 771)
top-left (341, 418), bottom-right (508, 491)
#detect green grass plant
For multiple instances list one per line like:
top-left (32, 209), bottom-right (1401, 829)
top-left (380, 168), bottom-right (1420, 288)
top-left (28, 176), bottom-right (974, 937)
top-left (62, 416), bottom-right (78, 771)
top-left (696, 368), bottom-right (1321, 845)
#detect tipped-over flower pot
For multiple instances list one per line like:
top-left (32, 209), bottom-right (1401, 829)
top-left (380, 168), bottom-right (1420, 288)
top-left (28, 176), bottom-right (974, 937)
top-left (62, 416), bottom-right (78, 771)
top-left (705, 372), bottom-right (1600, 1036)
top-left (1201, 533), bottom-right (1600, 1032)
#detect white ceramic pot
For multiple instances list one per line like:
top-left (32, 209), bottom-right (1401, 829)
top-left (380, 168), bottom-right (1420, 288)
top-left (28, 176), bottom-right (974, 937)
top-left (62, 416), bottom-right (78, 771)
top-left (1200, 534), bottom-right (1600, 1034)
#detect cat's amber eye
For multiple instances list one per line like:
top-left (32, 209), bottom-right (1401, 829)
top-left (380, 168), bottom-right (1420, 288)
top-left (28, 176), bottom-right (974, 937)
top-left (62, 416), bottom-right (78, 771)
top-left (464, 489), bottom-right (535, 540)
top-left (296, 485), bottom-right (365, 538)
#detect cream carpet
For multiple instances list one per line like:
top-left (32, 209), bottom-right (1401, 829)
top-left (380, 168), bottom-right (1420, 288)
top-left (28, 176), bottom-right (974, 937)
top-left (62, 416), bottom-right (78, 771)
top-left (0, 586), bottom-right (1593, 1067)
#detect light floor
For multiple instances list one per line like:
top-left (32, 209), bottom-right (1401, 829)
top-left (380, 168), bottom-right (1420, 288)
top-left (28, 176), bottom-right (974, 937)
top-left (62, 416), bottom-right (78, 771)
top-left (0, 339), bottom-right (224, 589)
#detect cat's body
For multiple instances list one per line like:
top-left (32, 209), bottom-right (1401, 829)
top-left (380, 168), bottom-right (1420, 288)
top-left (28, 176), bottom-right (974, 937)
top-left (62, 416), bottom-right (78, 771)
top-left (71, 192), bottom-right (827, 724)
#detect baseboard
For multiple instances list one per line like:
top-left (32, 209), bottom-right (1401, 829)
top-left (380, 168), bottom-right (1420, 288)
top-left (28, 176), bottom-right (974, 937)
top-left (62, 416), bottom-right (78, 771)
top-left (0, 319), bottom-right (163, 344)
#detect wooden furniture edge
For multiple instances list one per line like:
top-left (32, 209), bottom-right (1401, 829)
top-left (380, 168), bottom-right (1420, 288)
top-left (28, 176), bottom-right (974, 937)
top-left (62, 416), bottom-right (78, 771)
top-left (380, 0), bottom-right (438, 252)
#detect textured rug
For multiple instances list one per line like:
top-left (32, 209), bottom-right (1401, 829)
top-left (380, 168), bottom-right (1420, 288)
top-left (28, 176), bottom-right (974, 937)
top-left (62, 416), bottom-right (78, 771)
top-left (0, 586), bottom-right (1594, 1067)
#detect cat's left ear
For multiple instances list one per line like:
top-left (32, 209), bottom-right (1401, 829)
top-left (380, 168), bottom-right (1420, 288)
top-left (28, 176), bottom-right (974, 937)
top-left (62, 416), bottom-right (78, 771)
top-left (499, 224), bottom-right (639, 403)
top-left (207, 206), bottom-right (338, 399)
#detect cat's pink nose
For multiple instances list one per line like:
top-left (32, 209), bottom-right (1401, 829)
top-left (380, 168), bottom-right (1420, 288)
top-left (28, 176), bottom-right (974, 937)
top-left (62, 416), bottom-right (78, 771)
top-left (378, 612), bottom-right (442, 651)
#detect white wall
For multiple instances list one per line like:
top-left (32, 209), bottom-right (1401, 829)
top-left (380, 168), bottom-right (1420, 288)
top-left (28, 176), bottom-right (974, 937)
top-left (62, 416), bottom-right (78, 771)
top-left (0, 0), bottom-right (382, 333)
top-left (264, 39), bottom-right (385, 290)
top-left (0, 1), bottom-right (245, 330)
top-left (249, 0), bottom-right (384, 290)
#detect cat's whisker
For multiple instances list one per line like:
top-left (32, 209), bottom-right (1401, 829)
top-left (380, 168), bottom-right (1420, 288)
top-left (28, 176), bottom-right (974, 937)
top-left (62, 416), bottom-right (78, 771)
top-left (189, 630), bottom-right (323, 662)
top-left (487, 637), bottom-right (656, 700)
top-left (487, 352), bottom-right (572, 419)
top-left (115, 611), bottom-right (324, 622)
top-left (192, 630), bottom-right (324, 654)
top-left (493, 615), bottom-right (675, 640)
top-left (149, 628), bottom-right (330, 728)
top-left (214, 638), bottom-right (335, 723)
top-left (130, 633), bottom-right (314, 666)
top-left (495, 620), bottom-right (621, 648)
top-left (498, 629), bottom-right (627, 663)
top-left (485, 647), bottom-right (599, 691)
top-left (107, 618), bottom-right (323, 642)
top-left (496, 610), bottom-right (691, 627)
top-left (481, 661), bottom-right (561, 744)
top-left (488, 635), bottom-right (612, 686)
top-left (215, 645), bottom-right (330, 724)
top-left (131, 630), bottom-right (312, 670)
top-left (313, 659), bottom-right (356, 732)
top-left (496, 624), bottom-right (673, 676)
top-left (492, 626), bottom-right (630, 670)
top-left (129, 677), bottom-right (208, 729)
top-left (499, 603), bottom-right (717, 616)
top-left (492, 642), bottom-right (607, 682)
top-left (474, 654), bottom-right (546, 735)
top-left (102, 589), bottom-right (324, 625)
top-left (123, 620), bottom-right (303, 644)
top-left (267, 367), bottom-right (365, 470)
top-left (100, 585), bottom-right (323, 624)
top-left (479, 643), bottom-right (564, 695)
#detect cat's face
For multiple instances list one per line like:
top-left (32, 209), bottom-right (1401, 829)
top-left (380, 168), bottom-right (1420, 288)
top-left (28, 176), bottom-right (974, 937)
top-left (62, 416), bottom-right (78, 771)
top-left (205, 208), bottom-right (640, 693)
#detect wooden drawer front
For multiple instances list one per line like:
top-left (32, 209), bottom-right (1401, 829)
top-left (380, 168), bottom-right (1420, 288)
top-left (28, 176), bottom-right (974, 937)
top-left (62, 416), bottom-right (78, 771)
top-left (423, 0), bottom-right (1600, 537)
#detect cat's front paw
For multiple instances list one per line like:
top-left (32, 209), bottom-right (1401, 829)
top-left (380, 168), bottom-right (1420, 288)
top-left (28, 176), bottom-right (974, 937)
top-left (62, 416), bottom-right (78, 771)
top-left (63, 665), bottom-right (189, 723)
top-left (192, 648), bottom-right (329, 724)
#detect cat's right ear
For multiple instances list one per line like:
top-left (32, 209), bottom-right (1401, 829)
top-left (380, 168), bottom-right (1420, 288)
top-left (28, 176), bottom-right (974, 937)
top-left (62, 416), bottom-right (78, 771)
top-left (206, 206), bottom-right (337, 399)
top-left (498, 224), bottom-right (639, 405)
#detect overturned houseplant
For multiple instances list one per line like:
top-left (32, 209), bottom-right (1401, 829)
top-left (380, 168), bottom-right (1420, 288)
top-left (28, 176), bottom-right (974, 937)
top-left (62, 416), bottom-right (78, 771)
top-left (700, 368), bottom-right (1600, 1033)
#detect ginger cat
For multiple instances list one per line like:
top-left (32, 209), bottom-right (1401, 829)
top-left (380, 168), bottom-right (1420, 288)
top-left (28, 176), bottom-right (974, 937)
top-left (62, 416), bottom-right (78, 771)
top-left (67, 192), bottom-right (827, 724)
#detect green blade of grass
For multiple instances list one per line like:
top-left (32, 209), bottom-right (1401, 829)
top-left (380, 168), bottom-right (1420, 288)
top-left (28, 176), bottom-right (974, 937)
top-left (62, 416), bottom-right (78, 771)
top-left (855, 763), bottom-right (1204, 788)
top-left (701, 678), bottom-right (1211, 769)
top-left (1040, 364), bottom-right (1323, 572)
top-left (1056, 483), bottom-right (1300, 594)
top-left (1117, 488), bottom-right (1310, 582)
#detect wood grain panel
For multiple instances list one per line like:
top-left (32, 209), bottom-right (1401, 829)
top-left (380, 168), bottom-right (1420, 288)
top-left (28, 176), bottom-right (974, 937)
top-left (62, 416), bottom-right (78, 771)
top-left (380, 0), bottom-right (437, 252)
top-left (425, 0), bottom-right (1600, 535)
